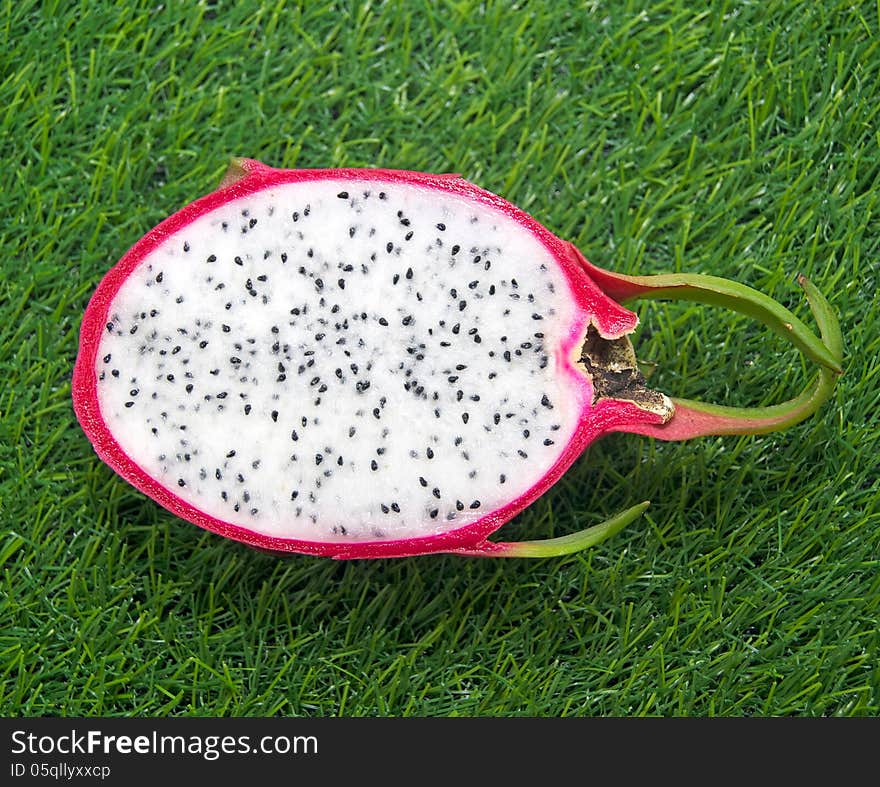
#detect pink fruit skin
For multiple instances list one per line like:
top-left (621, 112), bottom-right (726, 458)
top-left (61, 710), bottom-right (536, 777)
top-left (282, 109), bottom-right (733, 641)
top-left (72, 160), bottom-right (671, 559)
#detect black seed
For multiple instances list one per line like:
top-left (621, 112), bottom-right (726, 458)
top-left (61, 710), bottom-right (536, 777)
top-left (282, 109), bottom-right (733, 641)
top-left (349, 426), bottom-right (356, 437)
top-left (227, 450), bottom-right (236, 457)
top-left (124, 401), bottom-right (134, 408)
top-left (185, 383), bottom-right (194, 393)
top-left (378, 317), bottom-right (388, 326)
top-left (391, 503), bottom-right (400, 513)
top-left (541, 394), bottom-right (553, 408)
top-left (432, 487), bottom-right (441, 499)
top-left (386, 242), bottom-right (393, 253)
top-left (500, 474), bottom-right (506, 484)
top-left (532, 313), bottom-right (543, 320)
top-left (315, 454), bottom-right (323, 466)
top-left (456, 500), bottom-right (464, 511)
top-left (544, 438), bottom-right (554, 446)
top-left (234, 256), bottom-right (243, 266)
top-left (371, 459), bottom-right (378, 471)
top-left (177, 479), bottom-right (185, 487)
top-left (381, 504), bottom-right (390, 514)
top-left (166, 374), bottom-right (175, 382)
top-left (291, 490), bottom-right (299, 500)
top-left (430, 509), bottom-right (439, 519)
top-left (462, 412), bottom-right (469, 424)
top-left (419, 476), bottom-right (428, 487)
top-left (271, 410), bottom-right (278, 422)
top-left (426, 447), bottom-right (434, 459)
top-left (470, 500), bottom-right (480, 509)
top-left (518, 450), bottom-right (528, 458)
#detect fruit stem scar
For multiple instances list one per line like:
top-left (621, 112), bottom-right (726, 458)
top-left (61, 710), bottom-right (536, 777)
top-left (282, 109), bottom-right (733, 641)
top-left (578, 326), bottom-right (674, 422)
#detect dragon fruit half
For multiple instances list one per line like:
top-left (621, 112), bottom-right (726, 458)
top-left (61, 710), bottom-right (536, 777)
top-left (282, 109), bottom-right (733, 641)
top-left (72, 159), bottom-right (842, 559)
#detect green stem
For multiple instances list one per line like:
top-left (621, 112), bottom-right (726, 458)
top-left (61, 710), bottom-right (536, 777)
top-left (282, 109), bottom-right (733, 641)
top-left (573, 248), bottom-right (843, 439)
top-left (615, 273), bottom-right (841, 374)
top-left (451, 502), bottom-right (651, 558)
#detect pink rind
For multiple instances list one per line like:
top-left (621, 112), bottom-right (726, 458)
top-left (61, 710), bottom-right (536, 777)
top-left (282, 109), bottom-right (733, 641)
top-left (72, 160), bottom-right (663, 558)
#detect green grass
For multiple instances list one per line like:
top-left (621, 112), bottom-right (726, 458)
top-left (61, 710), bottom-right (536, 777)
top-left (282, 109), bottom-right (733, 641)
top-left (2, 0), bottom-right (878, 716)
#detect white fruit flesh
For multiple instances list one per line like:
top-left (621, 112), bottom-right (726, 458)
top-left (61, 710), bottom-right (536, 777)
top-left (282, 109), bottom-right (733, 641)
top-left (95, 179), bottom-right (584, 542)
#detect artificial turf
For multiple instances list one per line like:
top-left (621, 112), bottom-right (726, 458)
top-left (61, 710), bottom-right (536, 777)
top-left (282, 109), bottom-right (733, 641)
top-left (1, 0), bottom-right (878, 717)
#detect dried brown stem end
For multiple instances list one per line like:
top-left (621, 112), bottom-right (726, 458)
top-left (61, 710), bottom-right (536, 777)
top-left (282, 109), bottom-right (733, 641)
top-left (579, 326), bottom-right (675, 422)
